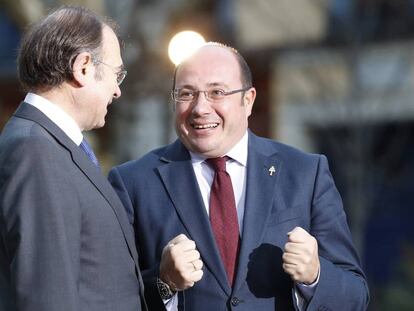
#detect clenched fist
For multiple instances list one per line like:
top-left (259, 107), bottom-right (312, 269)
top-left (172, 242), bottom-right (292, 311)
top-left (282, 227), bottom-right (320, 284)
top-left (160, 234), bottom-right (204, 291)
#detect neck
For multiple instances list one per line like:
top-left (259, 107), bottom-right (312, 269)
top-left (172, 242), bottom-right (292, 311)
top-left (35, 85), bottom-right (84, 131)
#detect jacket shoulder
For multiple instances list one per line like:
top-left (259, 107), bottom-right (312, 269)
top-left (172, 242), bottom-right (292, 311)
top-left (112, 143), bottom-right (173, 175)
top-left (252, 134), bottom-right (322, 163)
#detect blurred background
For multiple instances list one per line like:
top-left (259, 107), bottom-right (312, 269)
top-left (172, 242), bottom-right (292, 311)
top-left (1, 0), bottom-right (413, 309)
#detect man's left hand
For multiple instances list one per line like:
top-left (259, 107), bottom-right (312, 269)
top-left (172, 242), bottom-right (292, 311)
top-left (282, 226), bottom-right (320, 284)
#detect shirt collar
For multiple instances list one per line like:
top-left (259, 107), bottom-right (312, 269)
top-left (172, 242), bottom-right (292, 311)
top-left (189, 131), bottom-right (249, 167)
top-left (24, 92), bottom-right (83, 145)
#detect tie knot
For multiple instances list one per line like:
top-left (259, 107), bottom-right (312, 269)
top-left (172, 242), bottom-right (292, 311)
top-left (206, 156), bottom-right (229, 172)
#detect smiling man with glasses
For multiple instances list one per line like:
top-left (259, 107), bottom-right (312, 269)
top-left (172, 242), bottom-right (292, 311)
top-left (109, 42), bottom-right (369, 311)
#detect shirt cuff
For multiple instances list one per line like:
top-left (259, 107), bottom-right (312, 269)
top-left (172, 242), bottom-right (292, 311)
top-left (295, 268), bottom-right (320, 302)
top-left (163, 293), bottom-right (178, 311)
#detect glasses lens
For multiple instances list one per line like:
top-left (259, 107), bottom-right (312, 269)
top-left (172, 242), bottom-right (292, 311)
top-left (117, 71), bottom-right (127, 85)
top-left (207, 88), bottom-right (226, 101)
top-left (175, 89), bottom-right (194, 102)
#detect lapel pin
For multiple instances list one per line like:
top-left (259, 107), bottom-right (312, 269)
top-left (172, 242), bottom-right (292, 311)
top-left (268, 166), bottom-right (276, 176)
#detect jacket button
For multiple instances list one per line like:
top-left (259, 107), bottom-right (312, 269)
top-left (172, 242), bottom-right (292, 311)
top-left (231, 297), bottom-right (240, 306)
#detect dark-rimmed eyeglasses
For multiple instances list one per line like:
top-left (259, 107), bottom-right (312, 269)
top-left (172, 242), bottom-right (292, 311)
top-left (93, 59), bottom-right (127, 86)
top-left (172, 87), bottom-right (251, 103)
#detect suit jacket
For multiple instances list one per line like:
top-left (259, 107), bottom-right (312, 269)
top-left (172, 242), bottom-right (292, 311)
top-left (0, 103), bottom-right (147, 311)
top-left (108, 131), bottom-right (369, 311)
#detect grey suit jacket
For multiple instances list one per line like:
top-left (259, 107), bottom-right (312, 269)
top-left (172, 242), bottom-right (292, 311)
top-left (109, 132), bottom-right (369, 311)
top-left (0, 103), bottom-right (147, 311)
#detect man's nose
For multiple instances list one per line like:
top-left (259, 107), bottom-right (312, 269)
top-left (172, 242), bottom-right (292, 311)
top-left (192, 91), bottom-right (212, 115)
top-left (113, 85), bottom-right (121, 99)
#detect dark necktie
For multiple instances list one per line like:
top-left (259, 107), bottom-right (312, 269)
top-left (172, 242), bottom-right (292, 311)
top-left (79, 138), bottom-right (100, 168)
top-left (206, 157), bottom-right (240, 286)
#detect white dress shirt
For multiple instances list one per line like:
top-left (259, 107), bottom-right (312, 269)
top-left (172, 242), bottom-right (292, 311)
top-left (24, 92), bottom-right (83, 145)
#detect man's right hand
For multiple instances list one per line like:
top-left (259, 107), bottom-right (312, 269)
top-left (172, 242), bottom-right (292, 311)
top-left (159, 234), bottom-right (204, 291)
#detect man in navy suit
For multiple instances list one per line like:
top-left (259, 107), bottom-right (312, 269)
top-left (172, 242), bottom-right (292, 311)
top-left (0, 6), bottom-right (146, 311)
top-left (109, 43), bottom-right (369, 310)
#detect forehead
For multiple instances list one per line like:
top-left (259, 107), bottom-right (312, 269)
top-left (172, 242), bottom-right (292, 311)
top-left (175, 46), bottom-right (241, 86)
top-left (101, 26), bottom-right (121, 62)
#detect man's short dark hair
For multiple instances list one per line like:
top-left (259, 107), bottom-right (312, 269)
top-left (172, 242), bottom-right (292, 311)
top-left (172, 42), bottom-right (253, 91)
top-left (17, 5), bottom-right (118, 92)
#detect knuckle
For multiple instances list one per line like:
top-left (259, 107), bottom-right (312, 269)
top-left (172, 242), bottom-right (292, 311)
top-left (195, 271), bottom-right (203, 281)
top-left (297, 265), bottom-right (306, 275)
top-left (183, 270), bottom-right (193, 280)
top-left (177, 233), bottom-right (187, 240)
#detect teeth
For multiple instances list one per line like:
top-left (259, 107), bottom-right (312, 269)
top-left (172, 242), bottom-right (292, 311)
top-left (193, 123), bottom-right (218, 129)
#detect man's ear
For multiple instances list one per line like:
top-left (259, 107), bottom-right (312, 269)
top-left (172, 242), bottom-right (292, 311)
top-left (244, 87), bottom-right (256, 117)
top-left (72, 52), bottom-right (94, 86)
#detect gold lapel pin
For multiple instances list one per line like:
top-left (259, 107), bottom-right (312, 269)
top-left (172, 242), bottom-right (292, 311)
top-left (268, 165), bottom-right (276, 176)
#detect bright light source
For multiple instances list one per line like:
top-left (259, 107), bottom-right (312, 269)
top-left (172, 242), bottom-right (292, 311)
top-left (168, 31), bottom-right (206, 66)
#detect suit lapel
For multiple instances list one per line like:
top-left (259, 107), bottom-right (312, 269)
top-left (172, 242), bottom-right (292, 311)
top-left (14, 103), bottom-right (141, 271)
top-left (157, 141), bottom-right (231, 295)
top-left (233, 134), bottom-right (282, 292)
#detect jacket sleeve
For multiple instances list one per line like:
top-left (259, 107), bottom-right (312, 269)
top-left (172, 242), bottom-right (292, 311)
top-left (0, 137), bottom-right (81, 311)
top-left (108, 167), bottom-right (167, 311)
top-left (304, 155), bottom-right (369, 311)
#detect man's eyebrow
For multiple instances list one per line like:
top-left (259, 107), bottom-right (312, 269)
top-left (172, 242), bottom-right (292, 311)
top-left (207, 82), bottom-right (229, 88)
top-left (175, 82), bottom-right (230, 89)
top-left (175, 84), bottom-right (196, 89)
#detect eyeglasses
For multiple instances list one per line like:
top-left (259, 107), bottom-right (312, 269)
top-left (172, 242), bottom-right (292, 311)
top-left (93, 59), bottom-right (127, 86)
top-left (172, 86), bottom-right (251, 103)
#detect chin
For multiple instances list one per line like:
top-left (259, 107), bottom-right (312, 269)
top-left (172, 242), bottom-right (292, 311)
top-left (191, 144), bottom-right (221, 157)
top-left (93, 120), bottom-right (106, 130)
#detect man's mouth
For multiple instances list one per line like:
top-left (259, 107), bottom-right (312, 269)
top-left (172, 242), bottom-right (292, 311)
top-left (192, 123), bottom-right (219, 129)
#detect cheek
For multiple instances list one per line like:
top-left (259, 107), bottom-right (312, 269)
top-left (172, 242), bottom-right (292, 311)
top-left (175, 108), bottom-right (190, 125)
top-left (216, 106), bottom-right (233, 123)
top-left (174, 112), bottom-right (186, 134)
top-left (222, 107), bottom-right (248, 130)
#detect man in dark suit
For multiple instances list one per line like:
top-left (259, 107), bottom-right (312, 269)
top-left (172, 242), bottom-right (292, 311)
top-left (0, 6), bottom-right (147, 311)
top-left (109, 43), bottom-right (369, 310)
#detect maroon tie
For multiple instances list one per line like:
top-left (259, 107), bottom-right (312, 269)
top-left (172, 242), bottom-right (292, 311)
top-left (206, 157), bottom-right (240, 286)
